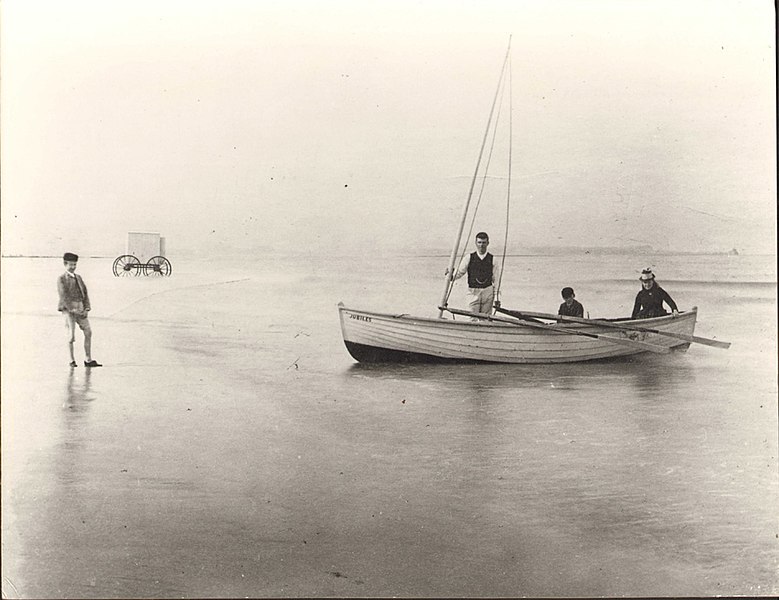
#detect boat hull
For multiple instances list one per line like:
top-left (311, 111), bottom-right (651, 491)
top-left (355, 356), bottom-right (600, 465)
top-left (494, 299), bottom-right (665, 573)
top-left (338, 304), bottom-right (697, 364)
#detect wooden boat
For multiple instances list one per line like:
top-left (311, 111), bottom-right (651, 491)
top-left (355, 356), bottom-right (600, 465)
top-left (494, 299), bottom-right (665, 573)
top-left (338, 40), bottom-right (728, 364)
top-left (339, 303), bottom-right (700, 364)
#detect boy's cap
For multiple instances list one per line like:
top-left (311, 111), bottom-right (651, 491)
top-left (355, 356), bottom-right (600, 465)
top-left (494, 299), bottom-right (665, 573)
top-left (561, 287), bottom-right (575, 298)
top-left (63, 252), bottom-right (79, 262)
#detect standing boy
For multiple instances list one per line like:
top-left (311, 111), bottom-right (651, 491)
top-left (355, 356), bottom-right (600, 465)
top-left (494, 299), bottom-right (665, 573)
top-left (57, 252), bottom-right (102, 367)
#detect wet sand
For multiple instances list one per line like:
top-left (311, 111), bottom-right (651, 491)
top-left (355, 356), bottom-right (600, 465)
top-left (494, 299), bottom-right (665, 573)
top-left (2, 256), bottom-right (778, 598)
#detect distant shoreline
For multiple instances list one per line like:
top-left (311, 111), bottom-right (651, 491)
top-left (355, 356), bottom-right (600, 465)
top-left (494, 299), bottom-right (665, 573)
top-left (1, 252), bottom-right (772, 259)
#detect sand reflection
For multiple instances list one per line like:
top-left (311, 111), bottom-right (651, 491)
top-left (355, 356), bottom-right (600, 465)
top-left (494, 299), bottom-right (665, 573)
top-left (65, 367), bottom-right (94, 412)
top-left (345, 354), bottom-right (697, 397)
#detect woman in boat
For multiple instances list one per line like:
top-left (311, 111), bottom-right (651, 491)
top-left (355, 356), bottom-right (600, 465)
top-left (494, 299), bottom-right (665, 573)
top-left (631, 268), bottom-right (679, 319)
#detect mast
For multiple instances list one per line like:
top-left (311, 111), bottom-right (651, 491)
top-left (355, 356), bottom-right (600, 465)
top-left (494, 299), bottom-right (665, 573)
top-left (438, 38), bottom-right (512, 318)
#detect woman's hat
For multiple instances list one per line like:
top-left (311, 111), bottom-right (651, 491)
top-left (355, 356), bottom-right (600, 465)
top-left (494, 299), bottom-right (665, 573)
top-left (639, 267), bottom-right (655, 281)
top-left (63, 252), bottom-right (79, 262)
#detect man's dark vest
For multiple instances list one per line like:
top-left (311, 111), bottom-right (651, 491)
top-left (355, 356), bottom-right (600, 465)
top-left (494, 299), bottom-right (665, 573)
top-left (467, 252), bottom-right (493, 288)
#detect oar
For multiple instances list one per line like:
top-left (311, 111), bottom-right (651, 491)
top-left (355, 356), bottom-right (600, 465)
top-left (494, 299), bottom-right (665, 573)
top-left (495, 307), bottom-right (731, 350)
top-left (440, 306), bottom-right (670, 354)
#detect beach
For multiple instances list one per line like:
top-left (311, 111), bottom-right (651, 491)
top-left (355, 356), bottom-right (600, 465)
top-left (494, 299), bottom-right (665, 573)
top-left (2, 253), bottom-right (777, 598)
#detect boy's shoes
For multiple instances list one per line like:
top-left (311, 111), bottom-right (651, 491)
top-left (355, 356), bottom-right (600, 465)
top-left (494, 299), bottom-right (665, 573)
top-left (84, 360), bottom-right (103, 367)
top-left (69, 361), bottom-right (78, 367)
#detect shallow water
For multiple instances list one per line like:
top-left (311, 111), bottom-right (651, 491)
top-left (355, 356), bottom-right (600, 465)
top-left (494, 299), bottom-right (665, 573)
top-left (2, 253), bottom-right (777, 597)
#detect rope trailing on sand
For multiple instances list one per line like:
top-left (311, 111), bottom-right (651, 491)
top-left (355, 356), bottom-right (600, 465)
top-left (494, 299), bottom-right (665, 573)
top-left (107, 278), bottom-right (251, 317)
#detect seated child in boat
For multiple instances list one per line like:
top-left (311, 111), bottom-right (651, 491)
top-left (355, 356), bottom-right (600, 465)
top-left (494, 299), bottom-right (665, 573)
top-left (558, 287), bottom-right (584, 318)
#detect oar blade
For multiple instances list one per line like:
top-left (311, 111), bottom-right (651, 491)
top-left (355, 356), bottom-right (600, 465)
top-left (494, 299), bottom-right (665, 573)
top-left (690, 336), bottom-right (731, 349)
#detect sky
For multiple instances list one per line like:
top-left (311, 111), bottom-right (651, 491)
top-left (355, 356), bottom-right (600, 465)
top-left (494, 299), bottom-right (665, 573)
top-left (1, 0), bottom-right (776, 257)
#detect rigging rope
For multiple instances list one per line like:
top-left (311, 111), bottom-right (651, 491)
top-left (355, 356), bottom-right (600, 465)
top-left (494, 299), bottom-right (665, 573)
top-left (444, 73), bottom-right (508, 304)
top-left (494, 52), bottom-right (513, 308)
top-left (443, 45), bottom-right (513, 310)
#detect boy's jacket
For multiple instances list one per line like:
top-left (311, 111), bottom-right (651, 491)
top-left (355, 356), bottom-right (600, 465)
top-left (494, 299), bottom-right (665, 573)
top-left (57, 273), bottom-right (91, 312)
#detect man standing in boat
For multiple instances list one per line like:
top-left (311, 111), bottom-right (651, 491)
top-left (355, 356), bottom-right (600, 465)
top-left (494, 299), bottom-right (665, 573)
top-left (447, 232), bottom-right (500, 318)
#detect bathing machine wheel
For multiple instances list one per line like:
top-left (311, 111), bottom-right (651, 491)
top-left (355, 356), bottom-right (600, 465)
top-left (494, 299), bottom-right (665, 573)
top-left (146, 256), bottom-right (172, 277)
top-left (112, 255), bottom-right (141, 277)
